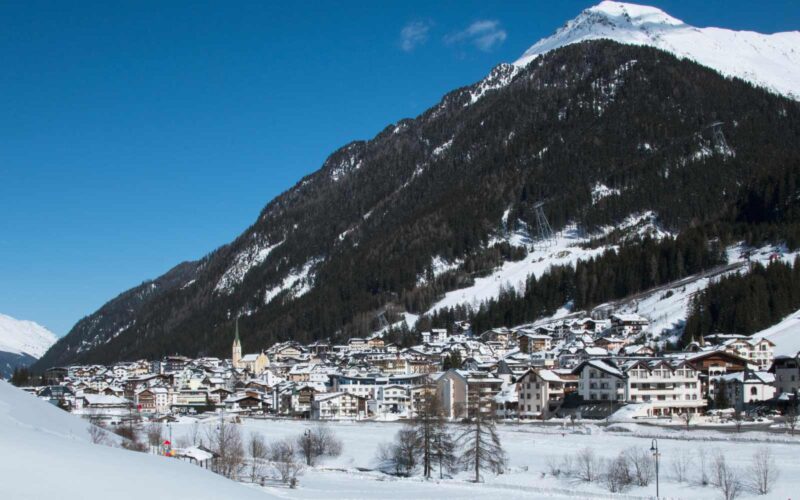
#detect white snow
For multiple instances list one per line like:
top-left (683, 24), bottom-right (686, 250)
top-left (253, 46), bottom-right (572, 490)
top-left (514, 1), bottom-right (800, 101)
top-left (466, 63), bottom-right (520, 105)
top-left (263, 258), bottom-right (321, 305)
top-left (215, 239), bottom-right (284, 295)
top-left (599, 211), bottom-right (672, 241)
top-left (614, 242), bottom-right (800, 343)
top-left (166, 415), bottom-right (800, 500)
top-left (432, 138), bottom-right (453, 157)
top-left (428, 226), bottom-right (607, 315)
top-left (0, 381), bottom-right (275, 500)
top-left (591, 182), bottom-right (621, 204)
top-left (754, 308), bottom-right (800, 357)
top-left (0, 313), bottom-right (57, 358)
top-left (417, 256), bottom-right (464, 285)
top-left (329, 146), bottom-right (364, 182)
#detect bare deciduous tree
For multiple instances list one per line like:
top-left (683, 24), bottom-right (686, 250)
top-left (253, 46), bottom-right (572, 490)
top-left (247, 432), bottom-right (268, 482)
top-left (732, 410), bottom-right (744, 433)
top-left (670, 449), bottom-right (694, 483)
top-left (375, 427), bottom-right (419, 476)
top-left (747, 447), bottom-right (778, 495)
top-left (88, 422), bottom-right (109, 445)
top-left (624, 447), bottom-right (653, 486)
top-left (145, 422), bottom-right (163, 453)
top-left (575, 447), bottom-right (601, 483)
top-left (206, 418), bottom-right (245, 479)
top-left (270, 438), bottom-right (304, 487)
top-left (784, 399), bottom-right (799, 435)
top-left (711, 451), bottom-right (727, 488)
top-left (679, 411), bottom-right (695, 430)
top-left (712, 451), bottom-right (742, 500)
top-left (603, 453), bottom-right (633, 493)
top-left (114, 424), bottom-right (147, 452)
top-left (189, 420), bottom-right (202, 446)
top-left (296, 424), bottom-right (343, 466)
top-left (719, 465), bottom-right (743, 500)
top-left (696, 448), bottom-right (710, 486)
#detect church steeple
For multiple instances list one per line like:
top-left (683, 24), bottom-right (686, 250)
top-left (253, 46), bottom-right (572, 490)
top-left (232, 318), bottom-right (242, 368)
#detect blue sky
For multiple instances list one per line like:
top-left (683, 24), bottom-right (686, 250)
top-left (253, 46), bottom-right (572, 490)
top-left (2, 1), bottom-right (798, 336)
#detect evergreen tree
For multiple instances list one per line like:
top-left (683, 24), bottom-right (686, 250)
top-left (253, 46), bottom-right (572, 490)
top-left (456, 398), bottom-right (507, 482)
top-left (411, 392), bottom-right (457, 479)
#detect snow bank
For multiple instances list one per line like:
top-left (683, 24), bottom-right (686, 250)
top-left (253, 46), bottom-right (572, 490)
top-left (0, 381), bottom-right (275, 500)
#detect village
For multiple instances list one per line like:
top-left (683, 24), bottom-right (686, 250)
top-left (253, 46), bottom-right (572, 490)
top-left (27, 311), bottom-right (799, 430)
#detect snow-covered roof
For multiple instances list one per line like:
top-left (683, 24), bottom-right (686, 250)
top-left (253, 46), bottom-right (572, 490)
top-left (583, 359), bottom-right (624, 378)
top-left (82, 394), bottom-right (129, 406)
top-left (174, 446), bottom-right (215, 462)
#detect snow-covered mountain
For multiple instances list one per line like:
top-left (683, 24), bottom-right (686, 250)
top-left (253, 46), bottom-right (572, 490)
top-left (515, 1), bottom-right (800, 100)
top-left (0, 313), bottom-right (57, 359)
top-left (36, 2), bottom-right (800, 367)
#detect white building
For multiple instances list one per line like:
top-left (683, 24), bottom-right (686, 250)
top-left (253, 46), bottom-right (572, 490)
top-left (610, 313), bottom-right (649, 337)
top-left (574, 360), bottom-right (626, 403)
top-left (517, 368), bottom-right (578, 419)
top-left (772, 354), bottom-right (800, 395)
top-left (719, 370), bottom-right (776, 410)
top-left (311, 392), bottom-right (367, 420)
top-left (422, 329), bottom-right (448, 344)
top-left (722, 337), bottom-right (775, 371)
top-left (623, 359), bottom-right (705, 416)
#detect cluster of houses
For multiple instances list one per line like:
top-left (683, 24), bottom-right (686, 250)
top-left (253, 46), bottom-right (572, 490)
top-left (28, 313), bottom-right (799, 424)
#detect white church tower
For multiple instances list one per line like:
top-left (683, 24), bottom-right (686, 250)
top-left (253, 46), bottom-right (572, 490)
top-left (232, 318), bottom-right (242, 369)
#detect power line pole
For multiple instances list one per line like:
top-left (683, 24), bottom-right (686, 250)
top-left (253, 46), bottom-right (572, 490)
top-left (532, 201), bottom-right (555, 249)
top-left (707, 121), bottom-right (734, 157)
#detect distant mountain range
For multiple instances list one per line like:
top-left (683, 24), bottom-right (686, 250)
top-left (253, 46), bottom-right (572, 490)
top-left (35, 2), bottom-right (800, 369)
top-left (0, 313), bottom-right (57, 378)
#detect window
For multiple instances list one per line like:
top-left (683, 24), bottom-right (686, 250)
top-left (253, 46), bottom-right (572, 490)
top-left (750, 387), bottom-right (758, 396)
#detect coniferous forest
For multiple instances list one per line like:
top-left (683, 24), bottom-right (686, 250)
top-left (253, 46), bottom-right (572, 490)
top-left (683, 258), bottom-right (800, 343)
top-left (35, 40), bottom-right (800, 368)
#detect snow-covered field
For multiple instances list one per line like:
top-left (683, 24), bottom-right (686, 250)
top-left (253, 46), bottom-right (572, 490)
top-left (170, 416), bottom-right (800, 499)
top-left (0, 381), bottom-right (276, 500)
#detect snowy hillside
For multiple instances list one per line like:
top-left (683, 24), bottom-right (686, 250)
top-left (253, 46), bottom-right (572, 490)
top-left (427, 226), bottom-right (608, 315)
top-left (754, 309), bottom-right (800, 357)
top-left (515, 1), bottom-right (800, 100)
top-left (0, 313), bottom-right (57, 358)
top-left (0, 381), bottom-right (275, 500)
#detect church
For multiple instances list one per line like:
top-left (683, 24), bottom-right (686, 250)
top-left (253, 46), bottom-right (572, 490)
top-left (231, 319), bottom-right (270, 375)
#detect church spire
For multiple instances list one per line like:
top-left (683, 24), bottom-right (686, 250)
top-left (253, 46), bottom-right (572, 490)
top-left (232, 317), bottom-right (242, 368)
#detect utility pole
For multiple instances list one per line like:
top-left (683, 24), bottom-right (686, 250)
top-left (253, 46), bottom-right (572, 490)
top-left (437, 434), bottom-right (442, 479)
top-left (650, 438), bottom-right (660, 499)
top-left (707, 121), bottom-right (734, 157)
top-left (532, 201), bottom-right (555, 249)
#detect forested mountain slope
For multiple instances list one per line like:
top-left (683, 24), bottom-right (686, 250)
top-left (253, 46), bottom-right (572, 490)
top-left (36, 38), bottom-right (800, 368)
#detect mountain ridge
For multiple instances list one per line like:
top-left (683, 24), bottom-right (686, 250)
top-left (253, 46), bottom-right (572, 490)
top-left (0, 313), bottom-right (57, 378)
top-left (514, 1), bottom-right (800, 100)
top-left (34, 4), bottom-right (800, 369)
